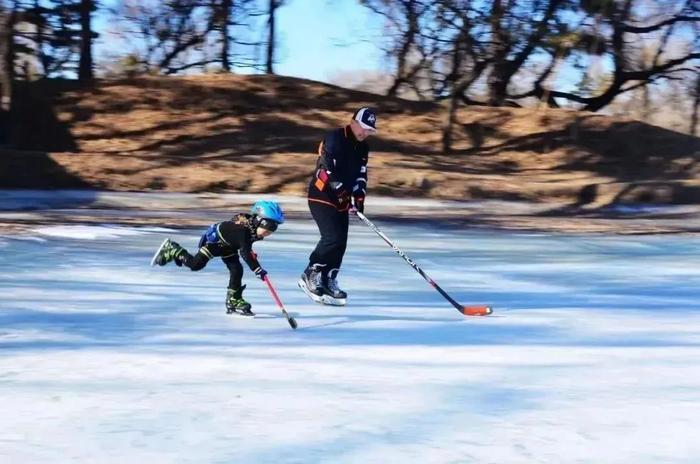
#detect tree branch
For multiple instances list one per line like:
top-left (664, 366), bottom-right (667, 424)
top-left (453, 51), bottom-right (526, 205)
top-left (622, 53), bottom-right (700, 81)
top-left (622, 15), bottom-right (700, 33)
top-left (163, 58), bottom-right (218, 74)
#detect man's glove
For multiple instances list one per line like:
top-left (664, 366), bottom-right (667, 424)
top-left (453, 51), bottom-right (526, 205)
top-left (254, 267), bottom-right (268, 280)
top-left (352, 196), bottom-right (365, 214)
top-left (336, 189), bottom-right (351, 209)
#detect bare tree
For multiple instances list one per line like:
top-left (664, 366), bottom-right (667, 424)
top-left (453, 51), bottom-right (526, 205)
top-left (265, 0), bottom-right (285, 74)
top-left (156, 1), bottom-right (214, 74)
top-left (438, 2), bottom-right (489, 152)
top-left (211, 0), bottom-right (232, 71)
top-left (361, 0), bottom-right (433, 97)
top-left (111, 1), bottom-right (213, 74)
top-left (208, 0), bottom-right (258, 72)
top-left (31, 1), bottom-right (79, 77)
top-left (77, 0), bottom-right (94, 84)
top-left (363, 0), bottom-right (699, 118)
top-left (692, 71), bottom-right (700, 136)
top-left (0, 3), bottom-right (16, 112)
top-left (5, 0), bottom-right (100, 81)
top-left (689, 18), bottom-right (700, 135)
top-left (29, 0), bottom-right (49, 77)
top-left (520, 0), bottom-right (700, 111)
top-left (486, 0), bottom-right (570, 105)
top-left (111, 0), bottom-right (263, 75)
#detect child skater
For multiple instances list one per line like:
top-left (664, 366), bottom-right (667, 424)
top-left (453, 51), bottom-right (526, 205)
top-left (151, 200), bottom-right (285, 316)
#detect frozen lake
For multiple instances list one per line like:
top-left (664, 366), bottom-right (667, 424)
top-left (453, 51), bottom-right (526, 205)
top-left (1, 205), bottom-right (700, 463)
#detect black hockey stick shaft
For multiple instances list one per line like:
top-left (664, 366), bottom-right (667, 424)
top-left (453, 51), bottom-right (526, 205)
top-left (356, 212), bottom-right (491, 316)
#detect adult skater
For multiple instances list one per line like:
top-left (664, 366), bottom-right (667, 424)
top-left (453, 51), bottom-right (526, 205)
top-left (298, 107), bottom-right (377, 305)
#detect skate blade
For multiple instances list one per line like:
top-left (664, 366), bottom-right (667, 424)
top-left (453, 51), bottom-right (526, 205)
top-left (297, 279), bottom-right (327, 305)
top-left (226, 310), bottom-right (256, 318)
top-left (150, 238), bottom-right (169, 266)
top-left (320, 295), bottom-right (346, 306)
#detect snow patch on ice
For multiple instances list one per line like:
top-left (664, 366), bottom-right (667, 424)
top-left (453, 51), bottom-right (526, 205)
top-left (33, 225), bottom-right (154, 240)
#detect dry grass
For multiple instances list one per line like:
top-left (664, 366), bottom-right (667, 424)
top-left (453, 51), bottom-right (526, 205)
top-left (3, 74), bottom-right (700, 209)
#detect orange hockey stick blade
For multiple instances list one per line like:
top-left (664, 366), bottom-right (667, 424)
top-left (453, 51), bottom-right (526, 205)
top-left (461, 305), bottom-right (493, 316)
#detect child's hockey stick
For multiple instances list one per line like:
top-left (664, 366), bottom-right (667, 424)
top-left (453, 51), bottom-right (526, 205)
top-left (263, 275), bottom-right (298, 329)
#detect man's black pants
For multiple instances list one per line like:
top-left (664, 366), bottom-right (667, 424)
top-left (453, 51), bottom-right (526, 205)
top-left (308, 201), bottom-right (349, 276)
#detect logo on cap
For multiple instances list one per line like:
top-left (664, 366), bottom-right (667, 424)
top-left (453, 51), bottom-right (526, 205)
top-left (354, 107), bottom-right (377, 131)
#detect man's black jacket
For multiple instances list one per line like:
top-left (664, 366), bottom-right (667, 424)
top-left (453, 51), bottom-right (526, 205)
top-left (307, 125), bottom-right (368, 211)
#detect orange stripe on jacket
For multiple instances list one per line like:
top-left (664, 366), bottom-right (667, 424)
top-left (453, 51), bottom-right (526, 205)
top-left (308, 198), bottom-right (349, 212)
top-left (308, 198), bottom-right (336, 208)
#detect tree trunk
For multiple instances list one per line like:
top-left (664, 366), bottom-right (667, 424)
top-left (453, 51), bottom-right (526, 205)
top-left (641, 83), bottom-right (651, 121)
top-left (0, 6), bottom-right (15, 146)
top-left (488, 66), bottom-right (509, 106)
top-left (487, 0), bottom-right (508, 105)
top-left (266, 0), bottom-right (276, 74)
top-left (220, 0), bottom-right (231, 72)
top-left (78, 0), bottom-right (94, 85)
top-left (692, 73), bottom-right (700, 137)
top-left (441, 57), bottom-right (488, 154)
top-left (441, 89), bottom-right (460, 154)
top-left (386, 0), bottom-right (418, 98)
top-left (33, 0), bottom-right (49, 77)
top-left (0, 7), bottom-right (15, 113)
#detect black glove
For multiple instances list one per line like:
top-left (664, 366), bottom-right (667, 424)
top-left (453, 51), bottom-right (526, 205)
top-left (336, 189), bottom-right (351, 209)
top-left (352, 196), bottom-right (365, 214)
top-left (254, 267), bottom-right (268, 280)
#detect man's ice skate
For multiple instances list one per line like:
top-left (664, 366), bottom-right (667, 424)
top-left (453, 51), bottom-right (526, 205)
top-left (322, 269), bottom-right (347, 306)
top-left (298, 265), bottom-right (326, 304)
top-left (150, 239), bottom-right (184, 267)
top-left (225, 286), bottom-right (255, 317)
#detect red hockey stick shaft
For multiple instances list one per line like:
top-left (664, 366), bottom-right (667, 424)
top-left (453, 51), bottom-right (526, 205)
top-left (263, 275), bottom-right (298, 329)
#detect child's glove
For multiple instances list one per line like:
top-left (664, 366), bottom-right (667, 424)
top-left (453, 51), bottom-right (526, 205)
top-left (254, 267), bottom-right (268, 280)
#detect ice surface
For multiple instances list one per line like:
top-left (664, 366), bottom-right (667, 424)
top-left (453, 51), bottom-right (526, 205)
top-left (1, 217), bottom-right (700, 463)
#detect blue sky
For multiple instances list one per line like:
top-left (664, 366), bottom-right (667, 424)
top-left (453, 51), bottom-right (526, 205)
top-left (274, 0), bottom-right (385, 82)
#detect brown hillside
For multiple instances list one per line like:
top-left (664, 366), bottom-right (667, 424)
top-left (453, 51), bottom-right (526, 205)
top-left (2, 74), bottom-right (700, 207)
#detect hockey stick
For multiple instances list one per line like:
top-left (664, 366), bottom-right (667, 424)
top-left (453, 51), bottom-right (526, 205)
top-left (356, 211), bottom-right (492, 316)
top-left (263, 275), bottom-right (298, 329)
